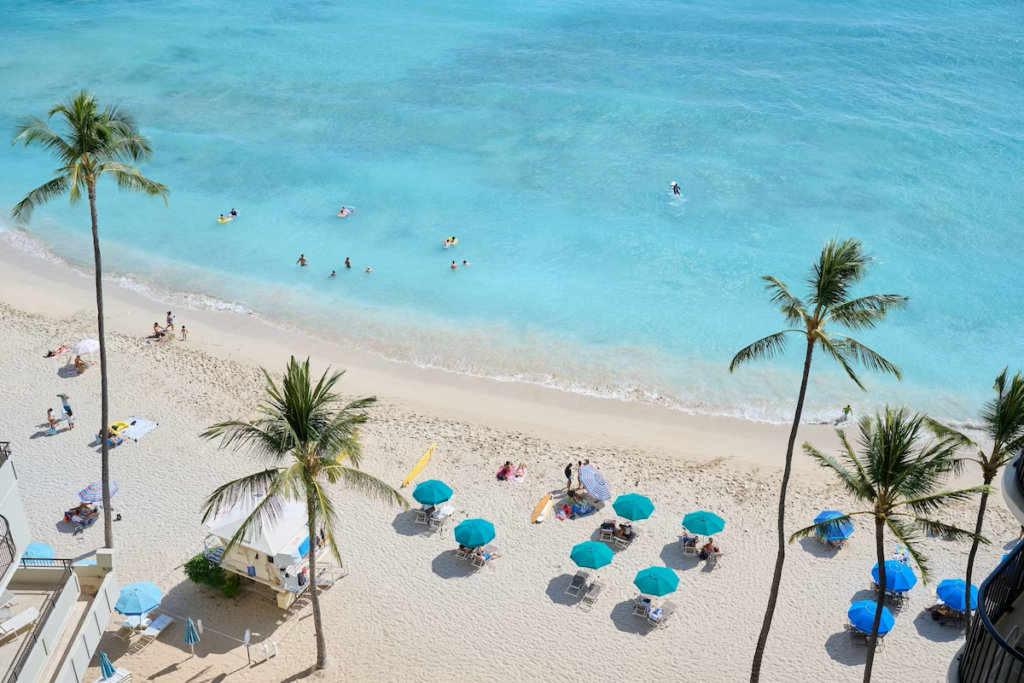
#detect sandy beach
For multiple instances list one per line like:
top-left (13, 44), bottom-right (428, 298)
top-left (0, 241), bottom-right (1012, 683)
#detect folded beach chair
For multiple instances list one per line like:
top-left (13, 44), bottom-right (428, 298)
top-left (578, 581), bottom-right (604, 612)
top-left (129, 614), bottom-right (174, 655)
top-left (0, 607), bottom-right (40, 643)
top-left (566, 570), bottom-right (590, 597)
top-left (633, 593), bottom-right (653, 617)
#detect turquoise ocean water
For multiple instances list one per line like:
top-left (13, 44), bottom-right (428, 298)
top-left (2, 0), bottom-right (1022, 424)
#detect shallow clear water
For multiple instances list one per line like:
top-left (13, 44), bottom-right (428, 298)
top-left (2, 0), bottom-right (1022, 423)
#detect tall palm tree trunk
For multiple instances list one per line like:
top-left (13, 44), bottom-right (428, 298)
top-left (864, 515), bottom-right (886, 682)
top-left (749, 337), bottom-right (815, 682)
top-left (306, 487), bottom-right (328, 669)
top-left (88, 181), bottom-right (114, 549)
top-left (963, 482), bottom-right (991, 639)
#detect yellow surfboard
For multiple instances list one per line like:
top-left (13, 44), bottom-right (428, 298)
top-left (401, 443), bottom-right (435, 488)
top-left (530, 493), bottom-right (552, 524)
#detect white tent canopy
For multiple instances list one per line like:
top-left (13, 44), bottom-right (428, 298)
top-left (204, 493), bottom-right (309, 559)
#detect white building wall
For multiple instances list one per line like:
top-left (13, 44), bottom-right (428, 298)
top-left (53, 568), bottom-right (120, 683)
top-left (0, 455), bottom-right (32, 593)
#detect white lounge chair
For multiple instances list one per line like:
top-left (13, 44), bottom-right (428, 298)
top-left (0, 607), bottom-right (40, 642)
top-left (414, 507), bottom-right (431, 525)
top-left (129, 614), bottom-right (174, 654)
top-left (578, 581), bottom-right (604, 612)
top-left (614, 527), bottom-right (643, 550)
top-left (0, 590), bottom-right (18, 608)
top-left (706, 551), bottom-right (723, 567)
top-left (472, 545), bottom-right (499, 569)
top-left (633, 594), bottom-right (653, 617)
top-left (599, 519), bottom-right (616, 543)
top-left (647, 599), bottom-right (679, 628)
top-left (115, 615), bottom-right (151, 641)
top-left (566, 570), bottom-right (590, 597)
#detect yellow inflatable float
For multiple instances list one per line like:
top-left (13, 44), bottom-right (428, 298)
top-left (109, 421), bottom-right (129, 435)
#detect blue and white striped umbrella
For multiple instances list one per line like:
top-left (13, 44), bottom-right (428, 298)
top-left (184, 618), bottom-right (201, 654)
top-left (79, 481), bottom-right (119, 503)
top-left (579, 465), bottom-right (611, 501)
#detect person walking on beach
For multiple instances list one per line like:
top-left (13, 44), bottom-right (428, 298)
top-left (56, 393), bottom-right (72, 418)
top-left (180, 326), bottom-right (189, 341)
top-left (842, 404), bottom-right (852, 422)
top-left (297, 254), bottom-right (308, 267)
top-left (165, 311), bottom-right (174, 331)
top-left (46, 408), bottom-right (57, 433)
top-left (565, 463), bottom-right (573, 493)
top-left (345, 257), bottom-right (351, 269)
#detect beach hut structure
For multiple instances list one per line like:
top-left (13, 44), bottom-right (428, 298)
top-left (202, 493), bottom-right (342, 609)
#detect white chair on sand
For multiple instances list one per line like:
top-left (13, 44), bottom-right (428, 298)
top-left (129, 614), bottom-right (174, 655)
top-left (706, 551), bottom-right (723, 567)
top-left (599, 520), bottom-right (616, 543)
top-left (455, 546), bottom-right (471, 561)
top-left (647, 600), bottom-right (678, 629)
top-left (0, 607), bottom-right (40, 643)
top-left (566, 570), bottom-right (590, 597)
top-left (578, 581), bottom-right (604, 612)
top-left (614, 527), bottom-right (642, 550)
top-left (115, 615), bottom-right (151, 641)
top-left (633, 594), bottom-right (653, 617)
top-left (472, 545), bottom-right (499, 569)
top-left (414, 507), bottom-right (432, 525)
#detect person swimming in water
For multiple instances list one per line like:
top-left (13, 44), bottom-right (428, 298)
top-left (462, 260), bottom-right (470, 266)
top-left (365, 267), bottom-right (372, 273)
top-left (229, 208), bottom-right (238, 217)
top-left (330, 270), bottom-right (336, 277)
top-left (345, 257), bottom-right (351, 268)
top-left (218, 214), bottom-right (227, 221)
top-left (450, 261), bottom-right (457, 270)
top-left (296, 254), bottom-right (308, 267)
top-left (337, 206), bottom-right (354, 217)
top-left (670, 182), bottom-right (680, 195)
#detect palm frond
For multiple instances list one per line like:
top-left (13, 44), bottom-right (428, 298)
top-left (200, 419), bottom-right (291, 465)
top-left (11, 176), bottom-right (70, 222)
top-left (97, 162), bottom-right (168, 202)
top-left (11, 115), bottom-right (74, 161)
top-left (762, 276), bottom-right (809, 328)
top-left (883, 518), bottom-right (930, 580)
top-left (323, 464), bottom-right (409, 510)
top-left (832, 335), bottom-right (902, 380)
top-left (808, 236), bottom-right (871, 309)
top-left (812, 331), bottom-right (865, 391)
top-left (826, 294), bottom-right (908, 331)
top-left (925, 418), bottom-right (977, 451)
top-left (802, 442), bottom-right (873, 500)
top-left (309, 480), bottom-right (344, 565)
top-left (788, 512), bottom-right (869, 543)
top-left (728, 330), bottom-right (800, 372)
top-left (981, 368), bottom-right (1024, 451)
top-left (896, 486), bottom-right (991, 516)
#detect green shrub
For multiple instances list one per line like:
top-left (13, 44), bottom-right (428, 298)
top-left (184, 552), bottom-right (238, 598)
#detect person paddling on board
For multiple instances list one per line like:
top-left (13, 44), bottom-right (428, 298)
top-left (670, 182), bottom-right (680, 196)
top-left (229, 208), bottom-right (238, 217)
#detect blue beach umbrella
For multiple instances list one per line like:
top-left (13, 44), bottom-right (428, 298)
top-left (872, 561), bottom-right (918, 592)
top-left (454, 519), bottom-right (495, 548)
top-left (682, 511), bottom-right (725, 536)
top-left (116, 582), bottom-right (163, 615)
top-left (848, 600), bottom-right (895, 634)
top-left (79, 480), bottom-right (118, 503)
top-left (612, 494), bottom-right (655, 521)
top-left (412, 480), bottom-right (453, 506)
top-left (936, 579), bottom-right (978, 612)
top-left (633, 567), bottom-right (679, 596)
top-left (570, 541), bottom-right (614, 569)
top-left (579, 465), bottom-right (611, 501)
top-left (98, 652), bottom-right (116, 679)
top-left (184, 618), bottom-right (201, 655)
top-left (24, 542), bottom-right (54, 559)
top-left (813, 510), bottom-right (854, 541)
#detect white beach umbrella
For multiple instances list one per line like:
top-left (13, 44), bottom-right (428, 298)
top-left (72, 339), bottom-right (100, 355)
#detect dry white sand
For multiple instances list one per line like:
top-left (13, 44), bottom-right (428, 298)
top-left (0, 243), bottom-right (1013, 683)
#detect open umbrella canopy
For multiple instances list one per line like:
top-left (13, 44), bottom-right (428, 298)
top-left (570, 541), bottom-right (614, 569)
top-left (454, 519), bottom-right (495, 548)
top-left (633, 567), bottom-right (679, 596)
top-left (72, 339), bottom-right (100, 355)
top-left (612, 494), bottom-right (655, 521)
top-left (79, 481), bottom-right (119, 503)
top-left (872, 561), bottom-right (918, 592)
top-left (813, 510), bottom-right (854, 541)
top-left (848, 600), bottom-right (895, 634)
top-left (116, 582), bottom-right (163, 615)
top-left (579, 464), bottom-right (612, 501)
top-left (24, 542), bottom-right (54, 559)
top-left (412, 480), bottom-right (453, 506)
top-left (937, 579), bottom-right (978, 612)
top-left (98, 652), bottom-right (116, 679)
top-left (682, 511), bottom-right (725, 536)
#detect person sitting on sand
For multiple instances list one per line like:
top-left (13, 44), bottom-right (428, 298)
top-left (699, 538), bottom-right (721, 560)
top-left (44, 344), bottom-right (70, 358)
top-left (496, 461), bottom-right (513, 481)
top-left (514, 463), bottom-right (526, 478)
top-left (74, 355), bottom-right (87, 374)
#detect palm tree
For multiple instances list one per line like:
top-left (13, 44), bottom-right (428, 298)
top-left (730, 236), bottom-right (907, 682)
top-left (12, 91), bottom-right (168, 548)
top-left (928, 368), bottom-right (1024, 638)
top-left (791, 406), bottom-right (988, 683)
top-left (201, 357), bottom-right (407, 670)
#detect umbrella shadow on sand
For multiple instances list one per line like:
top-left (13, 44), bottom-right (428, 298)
top-left (797, 537), bottom-right (838, 559)
top-left (390, 511), bottom-right (423, 537)
top-left (56, 365), bottom-right (85, 379)
top-left (431, 550), bottom-right (475, 580)
top-left (609, 600), bottom-right (651, 635)
top-left (658, 541), bottom-right (701, 572)
top-left (823, 630), bottom-right (867, 666)
top-left (913, 610), bottom-right (964, 642)
top-left (545, 574), bottom-right (584, 607)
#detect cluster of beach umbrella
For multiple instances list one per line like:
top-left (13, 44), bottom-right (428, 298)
top-left (412, 479), bottom-right (498, 550)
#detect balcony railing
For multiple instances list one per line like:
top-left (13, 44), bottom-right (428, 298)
top-left (0, 516), bottom-right (14, 581)
top-left (958, 456), bottom-right (1024, 682)
top-left (2, 559), bottom-right (73, 683)
top-left (0, 442), bottom-right (9, 469)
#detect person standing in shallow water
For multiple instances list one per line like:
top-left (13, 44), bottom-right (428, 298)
top-left (842, 404), bottom-right (852, 422)
top-left (296, 254), bottom-right (308, 267)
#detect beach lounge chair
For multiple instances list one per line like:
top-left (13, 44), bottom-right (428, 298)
top-left (566, 570), bottom-right (590, 597)
top-left (455, 546), bottom-right (472, 561)
top-left (0, 590), bottom-right (18, 608)
top-left (414, 507), bottom-right (431, 525)
top-left (706, 551), bottom-right (723, 567)
top-left (115, 615), bottom-right (151, 641)
top-left (0, 607), bottom-right (40, 643)
top-left (472, 545), bottom-right (499, 569)
top-left (682, 538), bottom-right (700, 557)
top-left (633, 593), bottom-right (653, 617)
top-left (599, 519), bottom-right (616, 542)
top-left (614, 527), bottom-right (642, 550)
top-left (647, 599), bottom-right (679, 628)
top-left (428, 505), bottom-right (455, 534)
top-left (129, 614), bottom-right (174, 654)
top-left (578, 581), bottom-right (604, 612)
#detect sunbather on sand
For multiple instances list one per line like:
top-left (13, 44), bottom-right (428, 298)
top-left (45, 344), bottom-right (70, 358)
top-left (699, 538), bottom-right (721, 560)
top-left (616, 523), bottom-right (635, 541)
top-left (514, 463), bottom-right (526, 478)
top-left (496, 461), bottom-right (513, 481)
top-left (74, 355), bottom-right (87, 373)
